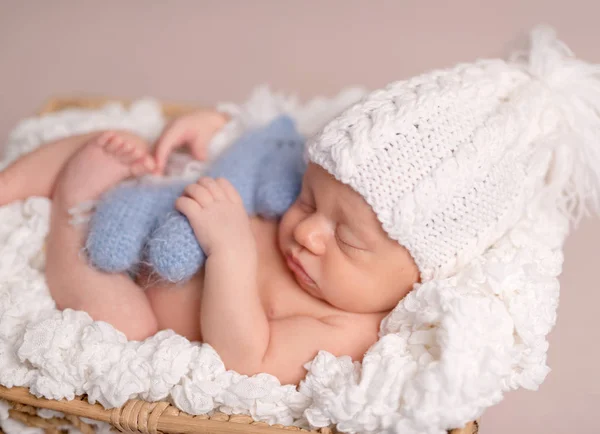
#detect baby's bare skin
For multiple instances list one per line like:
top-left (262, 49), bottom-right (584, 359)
top-left (44, 131), bottom-right (161, 341)
top-left (144, 217), bottom-right (387, 383)
top-left (144, 162), bottom-right (420, 384)
top-left (0, 121), bottom-right (420, 385)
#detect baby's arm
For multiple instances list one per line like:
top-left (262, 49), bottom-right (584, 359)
top-left (176, 177), bottom-right (376, 385)
top-left (154, 109), bottom-right (229, 173)
top-left (175, 177), bottom-right (268, 362)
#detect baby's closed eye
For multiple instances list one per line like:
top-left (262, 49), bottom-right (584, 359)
top-left (336, 226), bottom-right (366, 251)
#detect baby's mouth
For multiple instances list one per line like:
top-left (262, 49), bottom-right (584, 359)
top-left (286, 254), bottom-right (317, 288)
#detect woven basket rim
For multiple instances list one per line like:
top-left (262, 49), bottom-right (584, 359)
top-left (38, 95), bottom-right (198, 119)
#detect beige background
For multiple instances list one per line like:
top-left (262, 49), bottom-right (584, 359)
top-left (1, 1), bottom-right (599, 432)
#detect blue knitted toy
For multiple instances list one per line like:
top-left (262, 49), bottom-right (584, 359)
top-left (86, 115), bottom-right (306, 282)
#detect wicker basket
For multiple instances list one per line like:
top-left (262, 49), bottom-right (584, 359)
top-left (0, 97), bottom-right (480, 434)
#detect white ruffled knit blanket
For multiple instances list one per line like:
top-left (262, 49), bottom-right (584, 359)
top-left (0, 87), bottom-right (567, 434)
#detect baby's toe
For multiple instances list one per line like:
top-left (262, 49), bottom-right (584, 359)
top-left (142, 156), bottom-right (156, 171)
top-left (124, 147), bottom-right (148, 165)
top-left (116, 141), bottom-right (134, 157)
top-left (130, 156), bottom-right (155, 176)
top-left (105, 135), bottom-right (125, 154)
top-left (96, 131), bottom-right (116, 147)
top-left (118, 147), bottom-right (136, 163)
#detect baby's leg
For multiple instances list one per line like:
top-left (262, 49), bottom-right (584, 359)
top-left (0, 131), bottom-right (154, 206)
top-left (0, 132), bottom-right (97, 205)
top-left (45, 134), bottom-right (158, 341)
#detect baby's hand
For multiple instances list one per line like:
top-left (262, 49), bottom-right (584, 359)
top-left (154, 109), bottom-right (229, 174)
top-left (175, 177), bottom-right (254, 257)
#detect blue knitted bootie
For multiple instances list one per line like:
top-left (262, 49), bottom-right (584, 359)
top-left (86, 181), bottom-right (187, 273)
top-left (255, 134), bottom-right (306, 218)
top-left (145, 210), bottom-right (205, 283)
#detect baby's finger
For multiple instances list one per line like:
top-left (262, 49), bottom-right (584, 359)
top-left (215, 178), bottom-right (243, 204)
top-left (184, 183), bottom-right (214, 207)
top-left (197, 177), bottom-right (225, 200)
top-left (190, 136), bottom-right (209, 161)
top-left (175, 196), bottom-right (202, 220)
top-left (154, 123), bottom-right (187, 171)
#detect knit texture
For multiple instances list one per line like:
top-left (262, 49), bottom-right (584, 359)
top-left (308, 26), bottom-right (600, 282)
top-left (86, 181), bottom-right (185, 273)
top-left (86, 115), bottom-right (306, 282)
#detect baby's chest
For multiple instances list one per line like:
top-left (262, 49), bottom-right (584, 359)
top-left (259, 276), bottom-right (325, 320)
top-left (260, 275), bottom-right (384, 362)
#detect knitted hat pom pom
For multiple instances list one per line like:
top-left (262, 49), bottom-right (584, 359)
top-left (518, 25), bottom-right (600, 226)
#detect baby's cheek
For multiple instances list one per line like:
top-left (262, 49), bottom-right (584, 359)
top-left (325, 256), bottom-right (362, 304)
top-left (350, 268), bottom-right (393, 312)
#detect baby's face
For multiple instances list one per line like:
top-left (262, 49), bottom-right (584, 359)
top-left (278, 163), bottom-right (420, 313)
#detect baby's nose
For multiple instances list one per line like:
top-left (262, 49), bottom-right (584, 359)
top-left (293, 215), bottom-right (330, 255)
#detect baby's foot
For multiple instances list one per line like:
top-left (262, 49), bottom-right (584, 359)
top-left (52, 131), bottom-right (156, 210)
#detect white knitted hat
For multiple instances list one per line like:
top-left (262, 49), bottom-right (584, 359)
top-left (308, 26), bottom-right (600, 282)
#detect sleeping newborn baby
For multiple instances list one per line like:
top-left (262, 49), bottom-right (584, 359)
top-left (0, 108), bottom-right (420, 385)
top-left (4, 27), bottom-right (592, 387)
